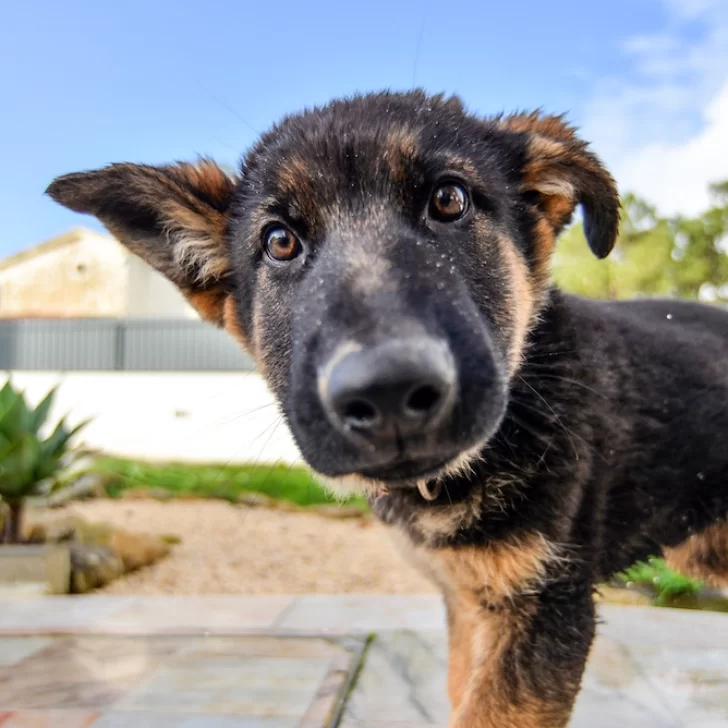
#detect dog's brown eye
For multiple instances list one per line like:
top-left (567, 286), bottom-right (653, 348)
top-left (429, 182), bottom-right (468, 222)
top-left (265, 226), bottom-right (302, 262)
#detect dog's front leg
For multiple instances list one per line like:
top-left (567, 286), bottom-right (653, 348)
top-left (445, 595), bottom-right (475, 711)
top-left (446, 577), bottom-right (595, 728)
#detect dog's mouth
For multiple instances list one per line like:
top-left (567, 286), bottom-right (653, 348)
top-left (358, 454), bottom-right (454, 482)
top-left (356, 455), bottom-right (458, 505)
top-left (374, 480), bottom-right (443, 503)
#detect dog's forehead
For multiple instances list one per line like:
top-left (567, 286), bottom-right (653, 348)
top-left (240, 92), bottom-right (488, 218)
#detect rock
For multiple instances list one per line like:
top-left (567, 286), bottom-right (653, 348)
top-left (24, 514), bottom-right (80, 544)
top-left (74, 519), bottom-right (172, 574)
top-left (0, 544), bottom-right (71, 595)
top-left (69, 544), bottom-right (123, 593)
top-left (107, 530), bottom-right (171, 572)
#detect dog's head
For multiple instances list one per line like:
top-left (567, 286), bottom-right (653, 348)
top-left (47, 91), bottom-right (619, 500)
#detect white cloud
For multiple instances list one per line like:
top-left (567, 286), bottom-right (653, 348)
top-left (582, 1), bottom-right (728, 217)
top-left (617, 80), bottom-right (728, 217)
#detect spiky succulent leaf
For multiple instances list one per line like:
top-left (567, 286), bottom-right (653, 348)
top-left (0, 433), bottom-right (41, 499)
top-left (0, 388), bottom-right (33, 440)
top-left (29, 386), bottom-right (57, 435)
top-left (34, 419), bottom-right (88, 481)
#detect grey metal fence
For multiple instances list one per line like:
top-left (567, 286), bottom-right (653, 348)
top-left (0, 319), bottom-right (255, 371)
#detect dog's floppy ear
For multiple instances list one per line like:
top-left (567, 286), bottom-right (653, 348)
top-left (46, 160), bottom-right (237, 326)
top-left (499, 113), bottom-right (620, 259)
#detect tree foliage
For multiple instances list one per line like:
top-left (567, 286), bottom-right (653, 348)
top-left (552, 181), bottom-right (728, 302)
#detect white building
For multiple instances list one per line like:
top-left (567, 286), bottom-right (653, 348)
top-left (0, 227), bottom-right (198, 319)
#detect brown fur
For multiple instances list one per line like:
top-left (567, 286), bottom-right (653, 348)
top-left (423, 533), bottom-right (561, 604)
top-left (222, 295), bottom-right (249, 348)
top-left (447, 609), bottom-right (573, 728)
top-left (408, 485), bottom-right (485, 545)
top-left (497, 112), bottom-right (577, 141)
top-left (408, 534), bottom-right (570, 728)
top-left (276, 155), bottom-right (319, 222)
top-left (496, 113), bottom-right (619, 260)
top-left (46, 159), bottom-right (235, 291)
top-left (385, 129), bottom-right (420, 184)
top-left (497, 234), bottom-right (537, 372)
top-left (185, 289), bottom-right (228, 326)
top-left (389, 529), bottom-right (568, 725)
top-left (446, 599), bottom-right (473, 712)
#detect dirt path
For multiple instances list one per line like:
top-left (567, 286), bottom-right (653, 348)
top-left (60, 500), bottom-right (436, 595)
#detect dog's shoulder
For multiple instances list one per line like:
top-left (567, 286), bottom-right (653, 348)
top-left (556, 293), bottom-right (728, 359)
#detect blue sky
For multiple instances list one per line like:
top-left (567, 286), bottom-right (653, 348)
top-left (2, 0), bottom-right (727, 258)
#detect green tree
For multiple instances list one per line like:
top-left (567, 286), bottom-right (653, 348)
top-left (552, 181), bottom-right (728, 302)
top-left (670, 182), bottom-right (728, 301)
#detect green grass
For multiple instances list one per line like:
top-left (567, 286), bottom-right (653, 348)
top-left (90, 457), bottom-right (367, 509)
top-left (616, 557), bottom-right (703, 604)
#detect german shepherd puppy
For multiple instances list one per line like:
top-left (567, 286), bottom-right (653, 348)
top-left (47, 91), bottom-right (728, 727)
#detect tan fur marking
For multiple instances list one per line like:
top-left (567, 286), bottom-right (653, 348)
top-left (155, 161), bottom-right (234, 285)
top-left (185, 289), bottom-right (228, 327)
top-left (393, 531), bottom-right (569, 728)
top-left (397, 531), bottom-right (560, 606)
top-left (498, 112), bottom-right (577, 141)
top-left (521, 138), bottom-right (579, 227)
top-left (532, 216), bottom-right (556, 282)
top-left (446, 599), bottom-right (474, 711)
top-left (222, 295), bottom-right (249, 349)
top-left (386, 129), bottom-right (419, 183)
top-left (539, 193), bottom-right (574, 231)
top-left (411, 486), bottom-right (485, 545)
top-left (276, 155), bottom-right (318, 221)
top-left (498, 235), bottom-right (536, 374)
top-left (319, 472), bottom-right (381, 499)
top-left (447, 610), bottom-right (572, 728)
top-left (664, 520), bottom-right (728, 587)
top-left (250, 293), bottom-right (269, 375)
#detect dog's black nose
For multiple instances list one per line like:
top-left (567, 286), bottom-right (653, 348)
top-left (319, 338), bottom-right (456, 440)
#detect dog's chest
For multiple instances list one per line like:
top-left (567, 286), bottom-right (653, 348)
top-left (390, 526), bottom-right (559, 606)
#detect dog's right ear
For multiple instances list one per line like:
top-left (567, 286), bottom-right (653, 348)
top-left (498, 113), bottom-right (620, 261)
top-left (46, 160), bottom-right (238, 327)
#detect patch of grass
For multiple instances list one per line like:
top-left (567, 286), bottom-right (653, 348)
top-left (91, 457), bottom-right (367, 509)
top-left (616, 557), bottom-right (703, 604)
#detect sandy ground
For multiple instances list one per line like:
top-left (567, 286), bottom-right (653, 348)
top-left (60, 500), bottom-right (436, 595)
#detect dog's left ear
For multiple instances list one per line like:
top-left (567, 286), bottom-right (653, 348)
top-left (46, 159), bottom-right (237, 327)
top-left (499, 113), bottom-right (620, 259)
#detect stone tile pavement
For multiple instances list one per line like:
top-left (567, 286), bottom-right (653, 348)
top-left (0, 595), bottom-right (725, 726)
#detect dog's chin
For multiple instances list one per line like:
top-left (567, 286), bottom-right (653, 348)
top-left (357, 455), bottom-right (456, 485)
top-left (316, 441), bottom-right (487, 502)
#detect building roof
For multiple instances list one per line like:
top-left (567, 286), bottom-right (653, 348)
top-left (0, 227), bottom-right (121, 273)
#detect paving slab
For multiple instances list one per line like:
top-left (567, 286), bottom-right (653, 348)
top-left (0, 596), bottom-right (725, 726)
top-left (0, 634), bottom-right (364, 727)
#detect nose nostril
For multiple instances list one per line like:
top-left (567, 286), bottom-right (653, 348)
top-left (343, 399), bottom-right (379, 427)
top-left (405, 384), bottom-right (442, 416)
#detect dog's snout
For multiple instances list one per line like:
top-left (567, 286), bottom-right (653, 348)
top-left (319, 338), bottom-right (457, 440)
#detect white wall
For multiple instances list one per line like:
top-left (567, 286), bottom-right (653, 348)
top-left (1, 371), bottom-right (301, 466)
top-left (125, 255), bottom-right (199, 319)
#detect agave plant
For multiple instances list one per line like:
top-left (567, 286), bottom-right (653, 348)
top-left (0, 381), bottom-right (87, 544)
